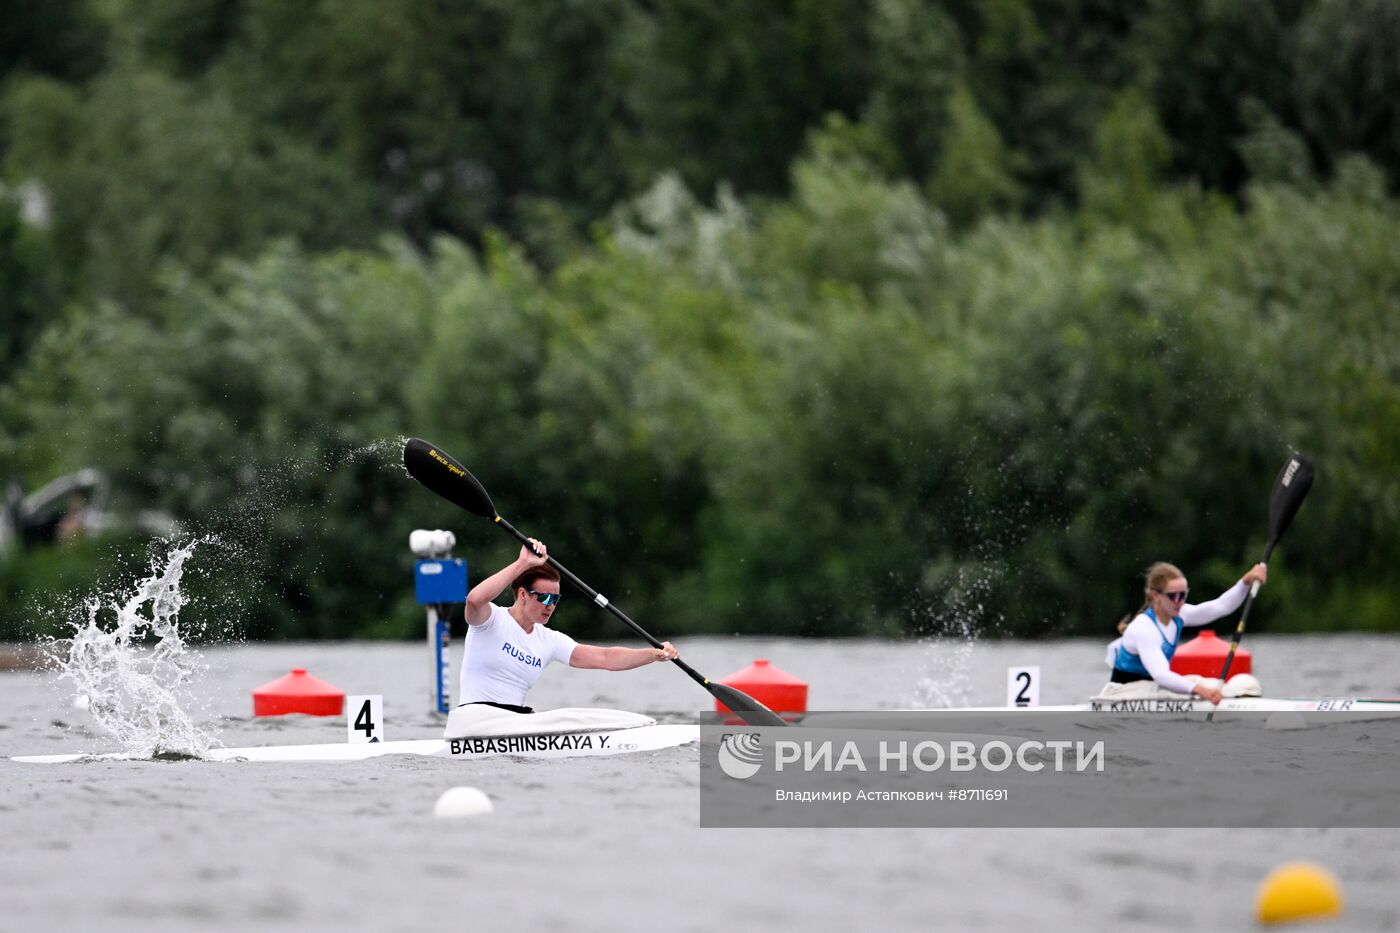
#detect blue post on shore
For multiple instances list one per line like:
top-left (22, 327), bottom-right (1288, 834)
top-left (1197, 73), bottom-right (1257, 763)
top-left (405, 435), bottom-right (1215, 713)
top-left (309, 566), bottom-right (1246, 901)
top-left (410, 530), bottom-right (468, 717)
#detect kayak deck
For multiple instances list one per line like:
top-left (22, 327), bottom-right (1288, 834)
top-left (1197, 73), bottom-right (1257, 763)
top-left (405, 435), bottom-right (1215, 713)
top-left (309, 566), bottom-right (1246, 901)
top-left (983, 697), bottom-right (1400, 714)
top-left (11, 724), bottom-right (700, 765)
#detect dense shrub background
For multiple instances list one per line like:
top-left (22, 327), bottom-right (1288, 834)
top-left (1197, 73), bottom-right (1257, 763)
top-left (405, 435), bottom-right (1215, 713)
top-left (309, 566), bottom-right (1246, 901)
top-left (2, 1), bottom-right (1397, 639)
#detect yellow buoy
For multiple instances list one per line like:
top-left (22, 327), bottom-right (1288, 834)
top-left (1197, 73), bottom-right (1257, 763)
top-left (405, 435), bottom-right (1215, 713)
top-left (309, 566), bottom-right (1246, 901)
top-left (1256, 862), bottom-right (1344, 925)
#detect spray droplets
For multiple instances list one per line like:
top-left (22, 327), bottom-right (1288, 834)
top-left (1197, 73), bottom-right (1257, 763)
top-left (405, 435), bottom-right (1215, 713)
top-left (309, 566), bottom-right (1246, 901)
top-left (36, 437), bottom-right (409, 755)
top-left (49, 539), bottom-right (218, 758)
top-left (908, 564), bottom-right (997, 709)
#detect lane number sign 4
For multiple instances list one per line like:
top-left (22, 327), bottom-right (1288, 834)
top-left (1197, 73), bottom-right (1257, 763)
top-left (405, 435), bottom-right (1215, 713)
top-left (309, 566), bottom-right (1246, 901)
top-left (347, 694), bottom-right (384, 744)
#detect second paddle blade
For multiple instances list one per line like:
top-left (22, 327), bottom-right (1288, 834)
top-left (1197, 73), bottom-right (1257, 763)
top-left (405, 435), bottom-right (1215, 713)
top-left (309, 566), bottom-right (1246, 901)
top-left (403, 438), bottom-right (497, 518)
top-left (1268, 452), bottom-right (1314, 544)
top-left (710, 681), bottom-right (789, 727)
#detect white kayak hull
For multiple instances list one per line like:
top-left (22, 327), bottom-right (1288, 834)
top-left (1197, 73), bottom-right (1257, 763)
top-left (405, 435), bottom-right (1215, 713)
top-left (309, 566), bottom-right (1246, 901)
top-left (791, 697), bottom-right (1400, 724)
top-left (10, 723), bottom-right (700, 765)
top-left (996, 696), bottom-right (1400, 714)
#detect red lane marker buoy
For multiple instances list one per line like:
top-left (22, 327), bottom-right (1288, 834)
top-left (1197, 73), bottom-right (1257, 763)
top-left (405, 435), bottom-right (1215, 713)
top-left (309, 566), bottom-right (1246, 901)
top-left (716, 659), bottom-right (808, 718)
top-left (1171, 629), bottom-right (1252, 678)
top-left (252, 668), bottom-right (345, 717)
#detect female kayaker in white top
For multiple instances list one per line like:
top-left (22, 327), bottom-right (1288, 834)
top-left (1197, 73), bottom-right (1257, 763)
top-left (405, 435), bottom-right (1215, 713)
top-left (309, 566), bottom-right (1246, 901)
top-left (459, 538), bottom-right (679, 713)
top-left (1106, 560), bottom-right (1267, 704)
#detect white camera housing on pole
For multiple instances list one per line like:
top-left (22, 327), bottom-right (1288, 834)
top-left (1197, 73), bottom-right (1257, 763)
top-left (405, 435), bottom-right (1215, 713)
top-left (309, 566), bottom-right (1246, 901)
top-left (409, 528), bottom-right (457, 559)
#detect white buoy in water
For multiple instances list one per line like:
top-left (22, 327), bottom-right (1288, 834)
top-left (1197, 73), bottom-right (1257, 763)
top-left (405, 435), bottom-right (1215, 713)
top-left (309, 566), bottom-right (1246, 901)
top-left (1266, 711), bottom-right (1308, 731)
top-left (434, 786), bottom-right (494, 818)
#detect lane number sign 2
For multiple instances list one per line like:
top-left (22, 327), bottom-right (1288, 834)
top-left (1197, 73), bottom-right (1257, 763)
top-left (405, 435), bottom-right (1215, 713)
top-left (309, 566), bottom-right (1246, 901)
top-left (347, 694), bottom-right (384, 744)
top-left (1006, 666), bottom-right (1040, 708)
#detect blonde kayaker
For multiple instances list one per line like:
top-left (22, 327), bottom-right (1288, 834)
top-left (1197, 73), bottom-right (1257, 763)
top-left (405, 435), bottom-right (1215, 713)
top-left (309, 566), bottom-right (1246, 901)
top-left (1105, 561), bottom-right (1267, 703)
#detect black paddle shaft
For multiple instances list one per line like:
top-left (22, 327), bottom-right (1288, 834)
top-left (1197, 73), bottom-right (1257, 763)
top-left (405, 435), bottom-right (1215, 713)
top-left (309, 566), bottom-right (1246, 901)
top-left (1210, 453), bottom-right (1315, 714)
top-left (403, 438), bottom-right (786, 725)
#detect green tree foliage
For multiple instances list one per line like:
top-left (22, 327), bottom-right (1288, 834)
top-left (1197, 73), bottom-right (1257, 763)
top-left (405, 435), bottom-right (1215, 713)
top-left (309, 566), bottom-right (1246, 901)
top-left (7, 0), bottom-right (1400, 305)
top-left (3, 1), bottom-right (1400, 641)
top-left (212, 0), bottom-right (642, 241)
top-left (1130, 0), bottom-right (1307, 192)
top-left (1078, 89), bottom-right (1172, 228)
top-left (0, 0), bottom-right (107, 88)
top-left (628, 0), bottom-right (874, 200)
top-left (973, 0), bottom-right (1138, 205)
top-left (928, 84), bottom-right (1023, 228)
top-left (0, 192), bottom-right (61, 378)
top-left (5, 151), bottom-right (1398, 639)
top-left (1236, 100), bottom-right (1317, 189)
top-left (3, 68), bottom-right (376, 304)
top-left (116, 0), bottom-right (244, 78)
top-left (863, 0), bottom-right (965, 182)
top-left (1293, 0), bottom-right (1400, 178)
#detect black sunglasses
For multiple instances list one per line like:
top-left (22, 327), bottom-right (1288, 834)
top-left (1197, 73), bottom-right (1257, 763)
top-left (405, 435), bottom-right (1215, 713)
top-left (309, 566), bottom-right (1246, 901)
top-left (1155, 589), bottom-right (1189, 603)
top-left (528, 590), bottom-right (562, 607)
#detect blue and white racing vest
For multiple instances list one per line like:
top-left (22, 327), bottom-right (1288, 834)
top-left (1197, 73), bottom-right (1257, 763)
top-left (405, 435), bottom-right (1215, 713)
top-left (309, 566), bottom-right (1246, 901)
top-left (1113, 607), bottom-right (1184, 676)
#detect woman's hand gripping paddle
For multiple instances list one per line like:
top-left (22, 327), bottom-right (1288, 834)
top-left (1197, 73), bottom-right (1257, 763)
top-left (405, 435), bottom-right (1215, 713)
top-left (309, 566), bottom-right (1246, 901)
top-left (403, 438), bottom-right (788, 727)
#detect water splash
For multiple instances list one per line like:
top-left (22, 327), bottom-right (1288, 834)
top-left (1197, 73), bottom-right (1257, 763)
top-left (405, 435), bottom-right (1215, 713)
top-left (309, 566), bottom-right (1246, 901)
top-left (50, 538), bottom-right (218, 757)
top-left (37, 436), bottom-right (407, 753)
top-left (908, 565), bottom-right (995, 708)
top-left (910, 630), bottom-right (978, 709)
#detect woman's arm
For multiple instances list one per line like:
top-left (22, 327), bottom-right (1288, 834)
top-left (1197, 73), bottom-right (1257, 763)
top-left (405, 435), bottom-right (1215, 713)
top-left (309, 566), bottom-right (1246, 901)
top-left (1125, 620), bottom-right (1200, 695)
top-left (1180, 580), bottom-right (1248, 627)
top-left (464, 540), bottom-right (547, 625)
top-left (570, 642), bottom-right (678, 671)
top-left (1123, 618), bottom-right (1224, 703)
top-left (1180, 562), bottom-right (1266, 626)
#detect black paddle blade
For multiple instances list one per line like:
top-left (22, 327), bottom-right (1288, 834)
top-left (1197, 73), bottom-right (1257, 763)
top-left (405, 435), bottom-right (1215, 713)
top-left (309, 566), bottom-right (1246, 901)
top-left (1266, 452), bottom-right (1314, 556)
top-left (710, 681), bottom-right (789, 727)
top-left (403, 438), bottom-right (496, 518)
